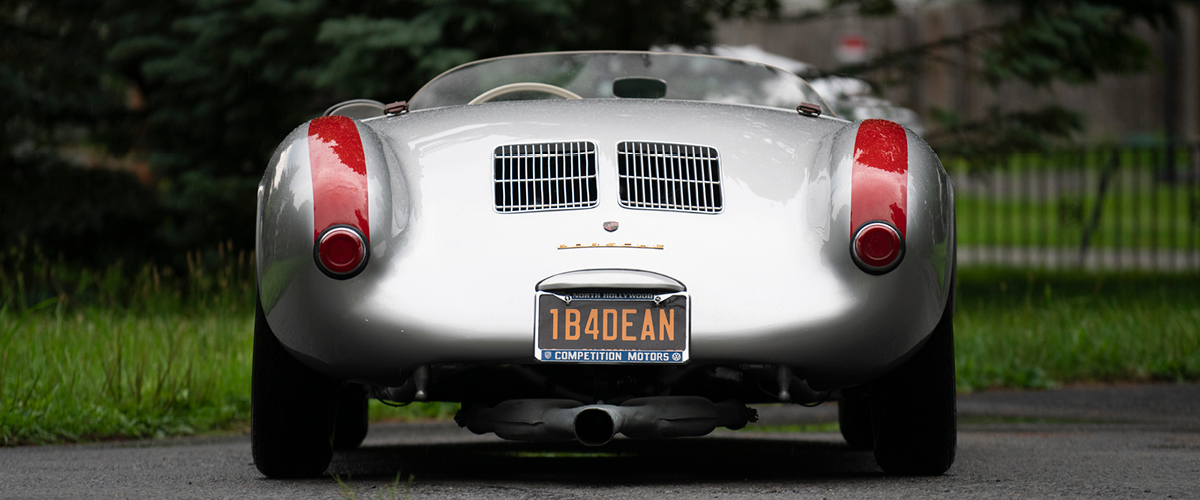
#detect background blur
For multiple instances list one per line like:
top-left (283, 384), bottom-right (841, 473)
top-left (3, 0), bottom-right (1198, 271)
top-left (726, 0), bottom-right (1200, 270)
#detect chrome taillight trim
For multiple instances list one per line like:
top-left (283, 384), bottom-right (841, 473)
top-left (313, 224), bottom-right (369, 280)
top-left (493, 142), bottom-right (598, 213)
top-left (850, 221), bottom-right (906, 275)
top-left (616, 141), bottom-right (722, 214)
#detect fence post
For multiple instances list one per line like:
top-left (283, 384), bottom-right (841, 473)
top-left (1079, 147), bottom-right (1120, 268)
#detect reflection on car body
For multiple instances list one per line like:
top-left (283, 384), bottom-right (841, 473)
top-left (253, 51), bottom-right (957, 478)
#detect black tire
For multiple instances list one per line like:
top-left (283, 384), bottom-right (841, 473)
top-left (333, 383), bottom-right (369, 450)
top-left (838, 389), bottom-right (874, 450)
top-left (251, 298), bottom-right (340, 478)
top-left (869, 286), bottom-right (957, 475)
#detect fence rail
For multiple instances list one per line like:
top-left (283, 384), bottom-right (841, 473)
top-left (949, 142), bottom-right (1200, 271)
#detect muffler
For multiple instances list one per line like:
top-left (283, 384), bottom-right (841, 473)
top-left (455, 396), bottom-right (757, 446)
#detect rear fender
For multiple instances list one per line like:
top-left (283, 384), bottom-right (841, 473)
top-left (803, 119), bottom-right (954, 387)
top-left (256, 116), bottom-right (408, 313)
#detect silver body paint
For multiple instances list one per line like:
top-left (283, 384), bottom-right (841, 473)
top-left (257, 97), bottom-right (954, 390)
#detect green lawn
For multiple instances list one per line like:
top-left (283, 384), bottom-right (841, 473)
top-left (956, 183), bottom-right (1198, 249)
top-left (2, 253), bottom-right (1198, 445)
top-left (0, 250), bottom-right (256, 445)
top-left (955, 268), bottom-right (1200, 390)
top-left (0, 300), bottom-right (253, 444)
top-left (945, 146), bottom-right (1199, 250)
top-left (0, 249), bottom-right (455, 445)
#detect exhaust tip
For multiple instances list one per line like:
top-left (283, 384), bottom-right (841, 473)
top-left (574, 408), bottom-right (616, 446)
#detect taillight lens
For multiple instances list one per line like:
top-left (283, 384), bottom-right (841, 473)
top-left (315, 226), bottom-right (368, 278)
top-left (851, 221), bottom-right (904, 274)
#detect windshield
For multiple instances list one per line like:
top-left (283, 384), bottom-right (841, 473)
top-left (409, 51), bottom-right (832, 114)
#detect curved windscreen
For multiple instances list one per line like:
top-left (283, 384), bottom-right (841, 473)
top-left (409, 51), bottom-right (831, 114)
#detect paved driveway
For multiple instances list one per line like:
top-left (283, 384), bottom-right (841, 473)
top-left (1, 383), bottom-right (1197, 499)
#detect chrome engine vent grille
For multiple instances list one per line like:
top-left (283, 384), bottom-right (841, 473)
top-left (617, 142), bottom-right (722, 213)
top-left (494, 142), bottom-right (598, 213)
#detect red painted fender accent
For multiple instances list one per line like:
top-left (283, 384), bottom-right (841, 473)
top-left (851, 119), bottom-right (908, 237)
top-left (308, 116), bottom-right (369, 242)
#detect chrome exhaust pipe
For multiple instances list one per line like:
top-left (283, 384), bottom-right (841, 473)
top-left (456, 396), bottom-right (757, 445)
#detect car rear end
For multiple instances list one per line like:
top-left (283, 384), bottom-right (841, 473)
top-left (253, 70), bottom-right (956, 478)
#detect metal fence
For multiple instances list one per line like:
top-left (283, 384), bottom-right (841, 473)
top-left (949, 142), bottom-right (1200, 271)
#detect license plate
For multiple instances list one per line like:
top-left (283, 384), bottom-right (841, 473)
top-left (534, 291), bottom-right (689, 364)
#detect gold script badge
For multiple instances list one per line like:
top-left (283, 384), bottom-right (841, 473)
top-left (558, 243), bottom-right (664, 250)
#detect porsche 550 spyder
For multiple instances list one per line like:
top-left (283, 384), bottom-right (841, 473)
top-left (253, 51), bottom-right (956, 478)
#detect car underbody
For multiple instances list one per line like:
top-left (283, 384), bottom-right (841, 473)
top-left (369, 362), bottom-right (832, 407)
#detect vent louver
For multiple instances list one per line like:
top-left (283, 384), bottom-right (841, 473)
top-left (617, 142), bottom-right (722, 213)
top-left (493, 142), bottom-right (598, 213)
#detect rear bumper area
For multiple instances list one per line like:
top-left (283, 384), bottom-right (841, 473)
top-left (266, 253), bottom-right (949, 390)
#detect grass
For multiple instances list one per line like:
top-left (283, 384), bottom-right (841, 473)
top-left (955, 184), bottom-right (1198, 249)
top-left (945, 146), bottom-right (1200, 250)
top-left (1, 300), bottom-right (253, 445)
top-left (0, 245), bottom-right (452, 446)
top-left (0, 245), bottom-right (256, 445)
top-left (955, 183), bottom-right (1200, 247)
top-left (369, 400), bottom-right (459, 422)
top-left (1, 247), bottom-right (1197, 445)
top-left (955, 267), bottom-right (1200, 391)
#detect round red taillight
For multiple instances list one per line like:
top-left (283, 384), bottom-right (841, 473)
top-left (315, 226), bottom-right (367, 278)
top-left (851, 222), bottom-right (904, 274)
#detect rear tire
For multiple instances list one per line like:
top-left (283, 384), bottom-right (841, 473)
top-left (333, 383), bottom-right (369, 450)
top-left (838, 389), bottom-right (873, 450)
top-left (251, 298), bottom-right (340, 478)
top-left (869, 286), bottom-right (957, 475)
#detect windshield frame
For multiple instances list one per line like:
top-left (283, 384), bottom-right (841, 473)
top-left (408, 50), bottom-right (833, 114)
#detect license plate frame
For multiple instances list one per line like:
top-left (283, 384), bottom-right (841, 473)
top-left (534, 291), bottom-right (689, 364)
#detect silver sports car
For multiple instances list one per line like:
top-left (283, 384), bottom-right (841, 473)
top-left (254, 51), bottom-right (956, 478)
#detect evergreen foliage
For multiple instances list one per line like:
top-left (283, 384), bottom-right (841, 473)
top-left (2, 0), bottom-right (778, 259)
top-left (0, 0), bottom-right (1188, 260)
top-left (1, 0), bottom-right (154, 264)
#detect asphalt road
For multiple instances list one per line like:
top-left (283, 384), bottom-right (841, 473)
top-left (2, 383), bottom-right (1198, 499)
